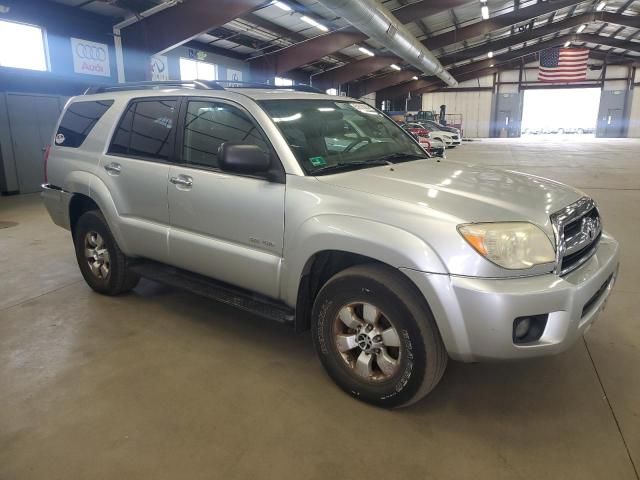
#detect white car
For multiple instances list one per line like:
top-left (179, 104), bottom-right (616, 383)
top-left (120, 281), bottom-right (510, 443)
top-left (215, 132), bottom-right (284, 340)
top-left (406, 122), bottom-right (461, 147)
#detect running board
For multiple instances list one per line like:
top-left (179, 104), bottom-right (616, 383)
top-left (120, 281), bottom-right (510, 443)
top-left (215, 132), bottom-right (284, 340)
top-left (130, 261), bottom-right (295, 325)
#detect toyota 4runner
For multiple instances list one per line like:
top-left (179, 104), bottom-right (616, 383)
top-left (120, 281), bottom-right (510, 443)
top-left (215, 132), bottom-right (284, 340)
top-left (42, 80), bottom-right (619, 408)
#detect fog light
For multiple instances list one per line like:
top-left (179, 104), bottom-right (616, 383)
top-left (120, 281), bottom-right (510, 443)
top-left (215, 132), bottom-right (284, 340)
top-left (512, 314), bottom-right (548, 344)
top-left (514, 317), bottom-right (531, 339)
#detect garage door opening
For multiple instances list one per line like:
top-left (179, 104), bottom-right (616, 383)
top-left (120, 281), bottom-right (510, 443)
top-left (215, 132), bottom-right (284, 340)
top-left (521, 88), bottom-right (601, 136)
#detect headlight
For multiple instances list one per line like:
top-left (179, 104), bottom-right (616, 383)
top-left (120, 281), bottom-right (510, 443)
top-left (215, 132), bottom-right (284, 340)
top-left (457, 222), bottom-right (555, 270)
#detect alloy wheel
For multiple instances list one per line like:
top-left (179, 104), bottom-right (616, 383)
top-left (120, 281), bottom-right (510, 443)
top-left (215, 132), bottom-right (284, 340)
top-left (332, 302), bottom-right (402, 382)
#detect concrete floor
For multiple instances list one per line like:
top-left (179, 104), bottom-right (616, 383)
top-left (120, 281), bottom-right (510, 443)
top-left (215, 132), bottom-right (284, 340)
top-left (1, 137), bottom-right (639, 479)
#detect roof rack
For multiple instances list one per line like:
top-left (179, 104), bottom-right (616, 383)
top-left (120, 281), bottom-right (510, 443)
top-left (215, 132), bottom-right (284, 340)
top-left (212, 80), bottom-right (324, 94)
top-left (83, 80), bottom-right (324, 95)
top-left (83, 80), bottom-right (224, 95)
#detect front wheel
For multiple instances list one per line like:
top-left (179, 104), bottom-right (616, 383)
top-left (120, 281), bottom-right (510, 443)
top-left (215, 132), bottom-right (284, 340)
top-left (312, 264), bottom-right (448, 408)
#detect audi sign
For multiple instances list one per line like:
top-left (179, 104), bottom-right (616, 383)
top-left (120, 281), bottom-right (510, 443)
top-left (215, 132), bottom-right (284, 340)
top-left (71, 37), bottom-right (110, 77)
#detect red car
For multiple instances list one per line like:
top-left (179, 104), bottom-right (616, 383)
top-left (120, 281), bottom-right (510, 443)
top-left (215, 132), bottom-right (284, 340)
top-left (400, 122), bottom-right (432, 138)
top-left (397, 122), bottom-right (444, 157)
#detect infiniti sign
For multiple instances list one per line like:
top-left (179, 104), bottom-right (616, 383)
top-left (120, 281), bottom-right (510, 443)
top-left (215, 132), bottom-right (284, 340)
top-left (71, 37), bottom-right (110, 77)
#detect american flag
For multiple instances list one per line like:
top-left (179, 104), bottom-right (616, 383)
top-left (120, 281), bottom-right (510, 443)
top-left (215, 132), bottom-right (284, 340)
top-left (538, 47), bottom-right (590, 82)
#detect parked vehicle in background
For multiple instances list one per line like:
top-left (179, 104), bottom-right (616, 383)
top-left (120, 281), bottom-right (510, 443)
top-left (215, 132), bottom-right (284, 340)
top-left (419, 120), bottom-right (461, 139)
top-left (406, 122), bottom-right (460, 147)
top-left (397, 122), bottom-right (445, 157)
top-left (43, 80), bottom-right (619, 408)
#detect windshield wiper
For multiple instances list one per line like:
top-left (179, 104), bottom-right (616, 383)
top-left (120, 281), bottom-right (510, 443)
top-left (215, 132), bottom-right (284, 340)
top-left (312, 159), bottom-right (392, 176)
top-left (375, 152), bottom-right (428, 163)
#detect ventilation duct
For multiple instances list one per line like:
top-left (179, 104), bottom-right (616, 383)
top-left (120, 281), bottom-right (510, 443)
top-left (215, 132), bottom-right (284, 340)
top-left (316, 0), bottom-right (457, 87)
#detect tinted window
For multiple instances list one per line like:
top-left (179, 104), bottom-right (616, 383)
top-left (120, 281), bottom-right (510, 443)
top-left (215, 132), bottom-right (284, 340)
top-left (109, 103), bottom-right (134, 155)
top-left (182, 101), bottom-right (269, 168)
top-left (56, 100), bottom-right (114, 148)
top-left (109, 99), bottom-right (176, 161)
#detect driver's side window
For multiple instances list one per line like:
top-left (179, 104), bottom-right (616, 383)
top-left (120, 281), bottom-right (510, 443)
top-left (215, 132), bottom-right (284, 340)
top-left (182, 100), bottom-right (270, 169)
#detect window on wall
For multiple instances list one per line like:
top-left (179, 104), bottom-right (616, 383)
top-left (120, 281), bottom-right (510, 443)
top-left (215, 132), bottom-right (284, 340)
top-left (0, 20), bottom-right (48, 71)
top-left (179, 58), bottom-right (218, 81)
top-left (274, 77), bottom-right (293, 86)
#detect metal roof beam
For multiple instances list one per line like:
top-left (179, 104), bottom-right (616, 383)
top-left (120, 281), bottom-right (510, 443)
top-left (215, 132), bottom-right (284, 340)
top-left (438, 12), bottom-right (592, 65)
top-left (311, 56), bottom-right (400, 90)
top-left (247, 0), bottom-right (475, 80)
top-left (248, 30), bottom-right (367, 81)
top-left (120, 0), bottom-right (265, 56)
top-left (600, 11), bottom-right (640, 29)
top-left (422, 0), bottom-right (583, 50)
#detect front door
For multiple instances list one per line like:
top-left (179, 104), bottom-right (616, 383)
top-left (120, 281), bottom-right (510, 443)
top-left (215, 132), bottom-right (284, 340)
top-left (167, 98), bottom-right (285, 299)
top-left (99, 98), bottom-right (178, 261)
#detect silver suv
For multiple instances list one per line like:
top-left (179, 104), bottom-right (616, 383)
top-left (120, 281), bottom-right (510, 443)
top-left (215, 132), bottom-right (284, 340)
top-left (42, 81), bottom-right (619, 408)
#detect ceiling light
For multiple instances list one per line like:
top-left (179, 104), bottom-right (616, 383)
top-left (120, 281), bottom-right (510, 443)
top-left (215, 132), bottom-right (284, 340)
top-left (412, 76), bottom-right (419, 80)
top-left (487, 51), bottom-right (493, 58)
top-left (564, 41), bottom-right (571, 47)
top-left (490, 64), bottom-right (494, 67)
top-left (390, 64), bottom-right (401, 70)
top-left (272, 1), bottom-right (291, 11)
top-left (481, 5), bottom-right (489, 20)
top-left (358, 46), bottom-right (375, 56)
top-left (301, 15), bottom-right (328, 32)
top-left (576, 24), bottom-right (586, 33)
top-left (596, 1), bottom-right (606, 11)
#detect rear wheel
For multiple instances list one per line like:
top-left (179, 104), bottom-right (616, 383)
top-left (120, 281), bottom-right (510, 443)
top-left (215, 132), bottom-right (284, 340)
top-left (73, 210), bottom-right (139, 295)
top-left (312, 264), bottom-right (447, 408)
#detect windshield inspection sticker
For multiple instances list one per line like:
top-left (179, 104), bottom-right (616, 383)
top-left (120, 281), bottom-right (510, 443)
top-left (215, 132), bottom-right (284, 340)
top-left (309, 156), bottom-right (327, 167)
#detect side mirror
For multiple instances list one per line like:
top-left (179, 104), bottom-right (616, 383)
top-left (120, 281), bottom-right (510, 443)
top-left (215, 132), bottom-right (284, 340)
top-left (218, 143), bottom-right (271, 174)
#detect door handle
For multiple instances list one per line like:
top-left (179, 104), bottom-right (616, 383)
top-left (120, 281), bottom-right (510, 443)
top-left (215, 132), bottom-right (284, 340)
top-left (170, 175), bottom-right (193, 188)
top-left (104, 162), bottom-right (121, 175)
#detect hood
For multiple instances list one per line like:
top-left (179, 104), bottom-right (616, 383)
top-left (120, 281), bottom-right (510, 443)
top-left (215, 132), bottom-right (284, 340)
top-left (316, 159), bottom-right (583, 236)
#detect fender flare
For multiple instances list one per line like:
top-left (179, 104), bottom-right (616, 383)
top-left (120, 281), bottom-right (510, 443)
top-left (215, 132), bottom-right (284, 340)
top-left (281, 214), bottom-right (448, 305)
top-left (65, 172), bottom-right (134, 255)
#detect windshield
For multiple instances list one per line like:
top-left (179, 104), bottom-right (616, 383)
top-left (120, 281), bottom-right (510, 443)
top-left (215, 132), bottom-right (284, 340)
top-left (258, 99), bottom-right (426, 175)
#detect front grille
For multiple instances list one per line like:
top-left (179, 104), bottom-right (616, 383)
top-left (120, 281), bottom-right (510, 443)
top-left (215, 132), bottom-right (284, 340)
top-left (561, 232), bottom-right (601, 272)
top-left (551, 198), bottom-right (602, 276)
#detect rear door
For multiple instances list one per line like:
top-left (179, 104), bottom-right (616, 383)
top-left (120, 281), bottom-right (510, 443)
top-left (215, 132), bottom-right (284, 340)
top-left (100, 97), bottom-right (178, 261)
top-left (167, 97), bottom-right (285, 299)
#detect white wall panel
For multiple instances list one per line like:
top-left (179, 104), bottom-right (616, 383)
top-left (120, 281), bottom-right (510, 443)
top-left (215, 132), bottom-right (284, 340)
top-left (422, 89), bottom-right (493, 138)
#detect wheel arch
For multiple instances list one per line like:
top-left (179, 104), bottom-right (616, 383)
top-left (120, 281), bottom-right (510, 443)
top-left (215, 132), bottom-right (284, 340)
top-left (65, 173), bottom-right (132, 254)
top-left (286, 216), bottom-right (448, 332)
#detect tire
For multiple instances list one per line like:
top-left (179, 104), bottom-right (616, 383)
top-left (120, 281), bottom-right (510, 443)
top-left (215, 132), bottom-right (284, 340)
top-left (311, 264), bottom-right (448, 408)
top-left (73, 210), bottom-right (140, 295)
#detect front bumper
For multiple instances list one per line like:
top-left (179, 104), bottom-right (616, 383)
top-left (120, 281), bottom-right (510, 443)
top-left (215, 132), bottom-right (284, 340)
top-left (402, 232), bottom-right (619, 362)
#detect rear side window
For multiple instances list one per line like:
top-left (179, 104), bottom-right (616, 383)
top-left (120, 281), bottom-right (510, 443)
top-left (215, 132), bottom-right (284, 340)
top-left (108, 99), bottom-right (177, 161)
top-left (55, 100), bottom-right (114, 148)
